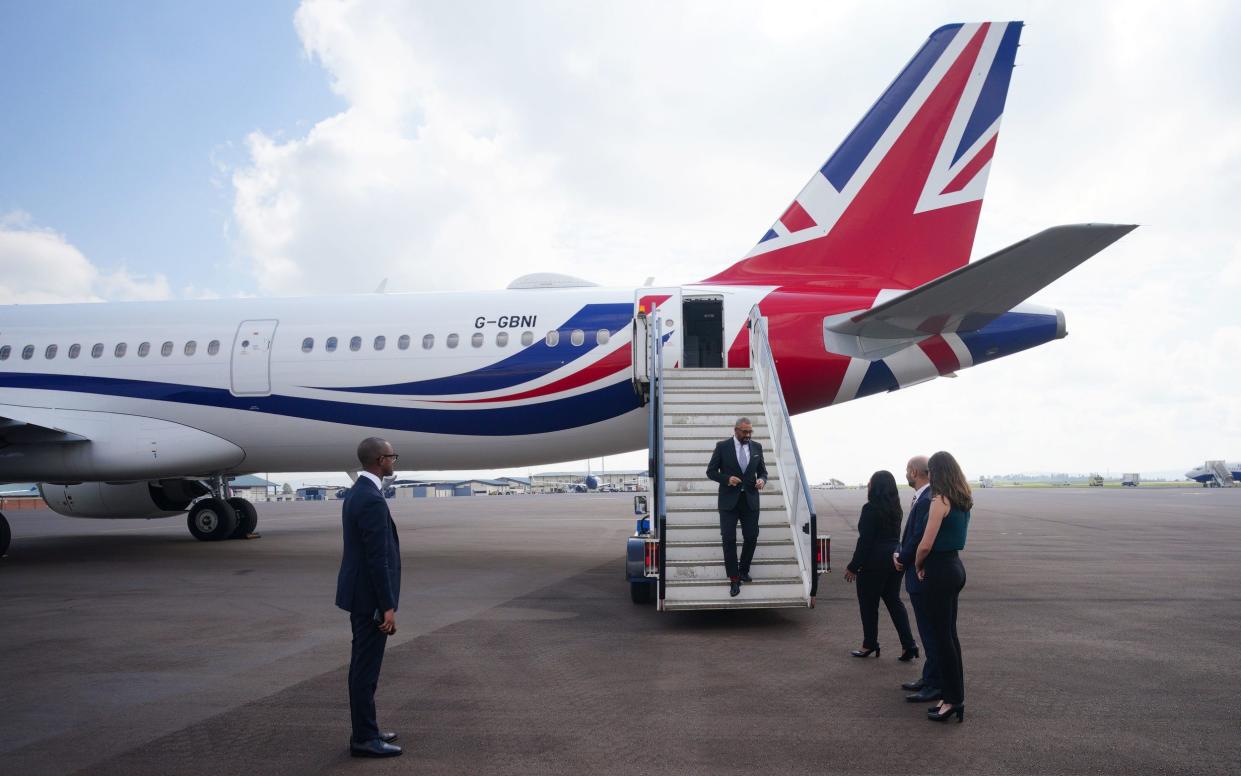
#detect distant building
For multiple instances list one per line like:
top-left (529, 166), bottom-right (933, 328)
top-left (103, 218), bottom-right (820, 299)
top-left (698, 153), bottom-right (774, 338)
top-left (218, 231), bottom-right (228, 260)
top-left (529, 470), bottom-right (649, 493)
top-left (227, 475), bottom-right (279, 502)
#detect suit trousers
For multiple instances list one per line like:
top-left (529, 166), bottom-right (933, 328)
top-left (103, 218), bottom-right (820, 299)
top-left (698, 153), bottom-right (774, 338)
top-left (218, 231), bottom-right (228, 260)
top-left (348, 611), bottom-right (389, 743)
top-left (908, 589), bottom-right (941, 689)
top-left (924, 551), bottom-right (967, 704)
top-left (856, 567), bottom-right (916, 651)
top-left (719, 500), bottom-right (759, 579)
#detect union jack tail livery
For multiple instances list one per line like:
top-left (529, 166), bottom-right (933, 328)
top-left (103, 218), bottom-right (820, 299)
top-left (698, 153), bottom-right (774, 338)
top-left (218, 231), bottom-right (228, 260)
top-left (703, 22), bottom-right (1023, 289)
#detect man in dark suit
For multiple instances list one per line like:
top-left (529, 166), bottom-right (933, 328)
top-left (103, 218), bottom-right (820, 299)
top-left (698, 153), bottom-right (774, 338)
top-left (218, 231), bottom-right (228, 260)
top-left (336, 437), bottom-right (403, 758)
top-left (894, 455), bottom-right (941, 703)
top-left (706, 417), bottom-right (768, 597)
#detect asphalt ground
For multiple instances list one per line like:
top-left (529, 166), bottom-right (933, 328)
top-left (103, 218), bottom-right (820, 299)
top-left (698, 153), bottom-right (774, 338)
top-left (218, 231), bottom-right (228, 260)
top-left (1, 487), bottom-right (1239, 775)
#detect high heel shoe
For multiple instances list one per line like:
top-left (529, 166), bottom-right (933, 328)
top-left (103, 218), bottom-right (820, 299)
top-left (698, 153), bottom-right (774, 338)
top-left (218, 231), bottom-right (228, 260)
top-left (850, 646), bottom-right (880, 658)
top-left (928, 703), bottom-right (964, 723)
top-left (898, 646), bottom-right (919, 662)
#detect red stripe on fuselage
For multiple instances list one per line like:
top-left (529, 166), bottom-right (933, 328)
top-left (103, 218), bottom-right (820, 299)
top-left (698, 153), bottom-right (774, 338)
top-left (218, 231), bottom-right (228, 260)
top-left (437, 343), bottom-right (632, 404)
top-left (917, 335), bottom-right (961, 375)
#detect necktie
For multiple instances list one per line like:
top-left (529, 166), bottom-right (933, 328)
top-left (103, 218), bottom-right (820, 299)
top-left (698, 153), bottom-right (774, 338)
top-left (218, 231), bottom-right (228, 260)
top-left (739, 442), bottom-right (749, 471)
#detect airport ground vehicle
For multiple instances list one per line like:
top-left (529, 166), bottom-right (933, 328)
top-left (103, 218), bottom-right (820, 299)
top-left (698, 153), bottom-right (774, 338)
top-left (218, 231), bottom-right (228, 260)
top-left (1088, 474), bottom-right (1104, 487)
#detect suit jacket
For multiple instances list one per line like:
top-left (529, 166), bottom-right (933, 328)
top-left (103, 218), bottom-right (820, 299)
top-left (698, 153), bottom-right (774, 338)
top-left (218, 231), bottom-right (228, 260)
top-left (898, 486), bottom-right (932, 594)
top-left (335, 476), bottom-right (402, 615)
top-left (706, 437), bottom-right (768, 512)
top-left (847, 502), bottom-right (901, 574)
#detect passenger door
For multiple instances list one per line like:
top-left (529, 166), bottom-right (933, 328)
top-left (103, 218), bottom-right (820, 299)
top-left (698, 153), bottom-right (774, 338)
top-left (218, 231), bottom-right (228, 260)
top-left (230, 320), bottom-right (279, 396)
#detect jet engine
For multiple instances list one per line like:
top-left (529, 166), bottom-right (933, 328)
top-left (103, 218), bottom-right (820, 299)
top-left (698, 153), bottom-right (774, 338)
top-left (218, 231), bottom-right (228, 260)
top-left (39, 479), bottom-right (210, 519)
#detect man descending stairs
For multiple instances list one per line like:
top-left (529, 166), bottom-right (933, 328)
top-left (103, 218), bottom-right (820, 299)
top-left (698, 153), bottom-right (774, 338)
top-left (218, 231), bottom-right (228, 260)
top-left (659, 368), bottom-right (809, 611)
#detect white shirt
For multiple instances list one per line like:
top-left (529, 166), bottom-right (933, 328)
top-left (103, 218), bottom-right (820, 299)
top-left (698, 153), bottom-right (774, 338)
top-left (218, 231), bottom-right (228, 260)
top-left (912, 482), bottom-right (930, 508)
top-left (734, 437), bottom-right (750, 469)
top-left (358, 471), bottom-right (383, 491)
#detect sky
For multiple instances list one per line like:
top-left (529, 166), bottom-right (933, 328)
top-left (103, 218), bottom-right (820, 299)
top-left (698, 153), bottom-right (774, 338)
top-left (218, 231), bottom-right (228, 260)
top-left (1, 0), bottom-right (1238, 486)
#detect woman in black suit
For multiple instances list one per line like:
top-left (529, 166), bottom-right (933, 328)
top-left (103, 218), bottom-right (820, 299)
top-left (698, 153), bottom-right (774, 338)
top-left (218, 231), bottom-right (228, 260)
top-left (844, 470), bottom-right (917, 660)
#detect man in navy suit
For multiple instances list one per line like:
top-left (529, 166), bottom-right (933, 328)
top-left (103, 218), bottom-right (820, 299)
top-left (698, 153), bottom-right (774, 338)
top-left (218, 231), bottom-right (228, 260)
top-left (336, 437), bottom-right (403, 758)
top-left (894, 455), bottom-right (941, 703)
top-left (706, 417), bottom-right (768, 597)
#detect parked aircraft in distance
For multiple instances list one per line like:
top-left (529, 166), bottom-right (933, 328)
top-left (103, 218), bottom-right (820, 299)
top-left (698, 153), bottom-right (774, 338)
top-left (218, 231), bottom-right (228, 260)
top-left (0, 21), bottom-right (1134, 556)
top-left (1186, 462), bottom-right (1241, 485)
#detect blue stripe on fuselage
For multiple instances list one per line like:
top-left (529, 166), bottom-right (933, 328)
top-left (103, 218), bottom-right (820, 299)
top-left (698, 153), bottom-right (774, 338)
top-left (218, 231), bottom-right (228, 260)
top-left (0, 372), bottom-right (642, 436)
top-left (312, 303), bottom-right (632, 396)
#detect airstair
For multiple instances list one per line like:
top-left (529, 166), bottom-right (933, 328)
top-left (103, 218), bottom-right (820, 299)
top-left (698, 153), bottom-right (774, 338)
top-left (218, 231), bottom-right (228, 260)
top-left (1206, 460), bottom-right (1236, 487)
top-left (631, 306), bottom-right (828, 611)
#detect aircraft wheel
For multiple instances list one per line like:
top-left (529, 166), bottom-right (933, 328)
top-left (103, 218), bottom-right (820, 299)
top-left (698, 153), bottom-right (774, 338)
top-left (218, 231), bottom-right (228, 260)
top-left (0, 512), bottom-right (10, 557)
top-left (226, 498), bottom-right (258, 539)
top-left (187, 498), bottom-right (238, 541)
top-left (630, 580), bottom-right (655, 604)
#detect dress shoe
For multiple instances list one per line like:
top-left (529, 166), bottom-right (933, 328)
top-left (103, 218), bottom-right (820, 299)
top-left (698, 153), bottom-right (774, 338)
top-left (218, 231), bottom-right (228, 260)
top-left (380, 731), bottom-right (398, 743)
top-left (905, 687), bottom-right (942, 703)
top-left (850, 647), bottom-right (880, 658)
top-left (729, 580), bottom-right (741, 597)
top-left (901, 678), bottom-right (926, 691)
top-left (928, 703), bottom-right (965, 723)
top-left (739, 573), bottom-right (753, 583)
top-left (898, 646), bottom-right (919, 662)
top-left (351, 739), bottom-right (402, 758)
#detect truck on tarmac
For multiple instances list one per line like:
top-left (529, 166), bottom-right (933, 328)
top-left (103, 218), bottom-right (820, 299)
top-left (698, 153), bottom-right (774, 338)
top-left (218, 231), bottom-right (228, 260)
top-left (1121, 473), bottom-right (1140, 487)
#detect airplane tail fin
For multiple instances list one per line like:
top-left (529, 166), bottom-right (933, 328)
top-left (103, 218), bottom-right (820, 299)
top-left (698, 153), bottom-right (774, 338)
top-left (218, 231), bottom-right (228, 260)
top-left (702, 22), bottom-right (1023, 289)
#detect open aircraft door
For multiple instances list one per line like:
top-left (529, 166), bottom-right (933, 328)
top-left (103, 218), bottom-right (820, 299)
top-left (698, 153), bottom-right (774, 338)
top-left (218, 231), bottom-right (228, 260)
top-left (633, 289), bottom-right (682, 379)
top-left (230, 319), bottom-right (278, 396)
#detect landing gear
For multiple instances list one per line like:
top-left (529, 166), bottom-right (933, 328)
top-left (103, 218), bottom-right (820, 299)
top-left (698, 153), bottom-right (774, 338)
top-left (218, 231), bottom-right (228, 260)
top-left (227, 497), bottom-right (258, 539)
top-left (0, 512), bottom-right (10, 557)
top-left (187, 498), bottom-right (238, 541)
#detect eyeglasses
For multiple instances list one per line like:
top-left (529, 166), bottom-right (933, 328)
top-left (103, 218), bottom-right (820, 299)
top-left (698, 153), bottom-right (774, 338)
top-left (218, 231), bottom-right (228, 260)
top-left (378, 454), bottom-right (400, 462)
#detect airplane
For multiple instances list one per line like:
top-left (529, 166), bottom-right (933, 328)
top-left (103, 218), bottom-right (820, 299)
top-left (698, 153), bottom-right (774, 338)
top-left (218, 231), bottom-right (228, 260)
top-left (1185, 463), bottom-right (1241, 485)
top-left (0, 21), bottom-right (1134, 557)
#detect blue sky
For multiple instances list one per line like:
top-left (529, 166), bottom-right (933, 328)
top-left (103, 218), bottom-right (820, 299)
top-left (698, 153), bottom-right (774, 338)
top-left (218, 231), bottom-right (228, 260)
top-left (0, 1), bottom-right (339, 296)
top-left (0, 1), bottom-right (1237, 484)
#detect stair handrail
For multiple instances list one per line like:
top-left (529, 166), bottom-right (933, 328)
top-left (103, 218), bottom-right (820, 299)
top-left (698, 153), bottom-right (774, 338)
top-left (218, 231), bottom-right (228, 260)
top-left (646, 308), bottom-right (668, 606)
top-left (747, 306), bottom-right (819, 600)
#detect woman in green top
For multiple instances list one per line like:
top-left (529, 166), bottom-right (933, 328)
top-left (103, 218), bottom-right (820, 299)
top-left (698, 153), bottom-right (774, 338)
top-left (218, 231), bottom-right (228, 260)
top-left (916, 451), bottom-right (972, 723)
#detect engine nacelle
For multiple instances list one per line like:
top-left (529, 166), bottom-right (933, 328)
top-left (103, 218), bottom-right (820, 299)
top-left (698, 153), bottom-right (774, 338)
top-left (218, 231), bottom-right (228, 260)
top-left (39, 479), bottom-right (210, 519)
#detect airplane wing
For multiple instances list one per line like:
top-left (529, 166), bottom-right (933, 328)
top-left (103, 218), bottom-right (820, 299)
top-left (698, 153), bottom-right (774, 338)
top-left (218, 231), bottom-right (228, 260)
top-left (825, 223), bottom-right (1137, 341)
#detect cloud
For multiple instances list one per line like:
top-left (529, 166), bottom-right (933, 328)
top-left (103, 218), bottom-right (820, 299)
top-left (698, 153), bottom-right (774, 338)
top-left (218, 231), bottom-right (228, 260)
top-left (0, 211), bottom-right (172, 304)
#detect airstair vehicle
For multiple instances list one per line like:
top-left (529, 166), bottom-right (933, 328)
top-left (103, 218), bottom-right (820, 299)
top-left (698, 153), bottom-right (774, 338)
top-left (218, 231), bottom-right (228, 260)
top-left (627, 303), bottom-right (829, 611)
top-left (1206, 460), bottom-right (1236, 488)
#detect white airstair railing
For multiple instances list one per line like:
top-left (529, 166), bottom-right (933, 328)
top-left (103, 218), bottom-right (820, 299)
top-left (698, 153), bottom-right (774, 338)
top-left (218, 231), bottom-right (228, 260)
top-left (747, 306), bottom-right (821, 601)
top-left (644, 308), bottom-right (669, 607)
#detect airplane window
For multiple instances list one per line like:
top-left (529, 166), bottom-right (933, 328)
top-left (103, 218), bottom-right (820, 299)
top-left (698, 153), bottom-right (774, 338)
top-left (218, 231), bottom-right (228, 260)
top-left (596, 329), bottom-right (609, 346)
top-left (398, 334), bottom-right (410, 350)
top-left (137, 342), bottom-right (150, 357)
top-left (570, 329), bottom-right (585, 346)
top-left (161, 341), bottom-right (173, 357)
top-left (521, 331), bottom-right (534, 346)
top-left (471, 332), bottom-right (484, 348)
top-left (374, 335), bottom-right (386, 351)
top-left (301, 337), bottom-right (314, 353)
top-left (184, 341), bottom-right (197, 356)
top-left (21, 345), bottom-right (34, 360)
top-left (326, 336), bottom-right (338, 352)
top-left (349, 336), bottom-right (362, 352)
top-left (422, 334), bottom-right (434, 350)
top-left (115, 343), bottom-right (127, 358)
top-left (0, 345), bottom-right (10, 360)
top-left (45, 344), bottom-right (58, 359)
top-left (545, 330), bottom-right (560, 347)
top-left (208, 340), bottom-right (220, 356)
top-left (446, 333), bottom-right (459, 349)
top-left (91, 343), bottom-right (104, 358)
top-left (68, 344), bottom-right (81, 359)
top-left (496, 331), bottom-right (509, 347)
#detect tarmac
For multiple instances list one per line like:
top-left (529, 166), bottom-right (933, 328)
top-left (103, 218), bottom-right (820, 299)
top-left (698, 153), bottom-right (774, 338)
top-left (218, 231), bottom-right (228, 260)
top-left (1, 487), bottom-right (1239, 775)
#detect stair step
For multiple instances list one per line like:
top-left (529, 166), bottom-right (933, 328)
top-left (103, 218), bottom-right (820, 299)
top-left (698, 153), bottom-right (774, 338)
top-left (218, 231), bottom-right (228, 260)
top-left (663, 579), bottom-right (806, 603)
top-left (666, 559), bottom-right (801, 581)
top-left (664, 540), bottom-right (797, 561)
top-left (665, 576), bottom-right (802, 588)
top-left (662, 598), bottom-right (809, 612)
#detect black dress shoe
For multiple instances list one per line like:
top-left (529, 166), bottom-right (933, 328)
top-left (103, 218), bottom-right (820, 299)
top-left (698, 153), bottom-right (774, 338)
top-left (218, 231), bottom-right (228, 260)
top-left (729, 580), bottom-right (741, 597)
top-left (380, 731), bottom-right (398, 743)
top-left (901, 678), bottom-right (926, 691)
top-left (905, 687), bottom-right (942, 703)
top-left (739, 573), bottom-right (753, 583)
top-left (351, 739), bottom-right (402, 758)
top-left (898, 646), bottom-right (919, 662)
